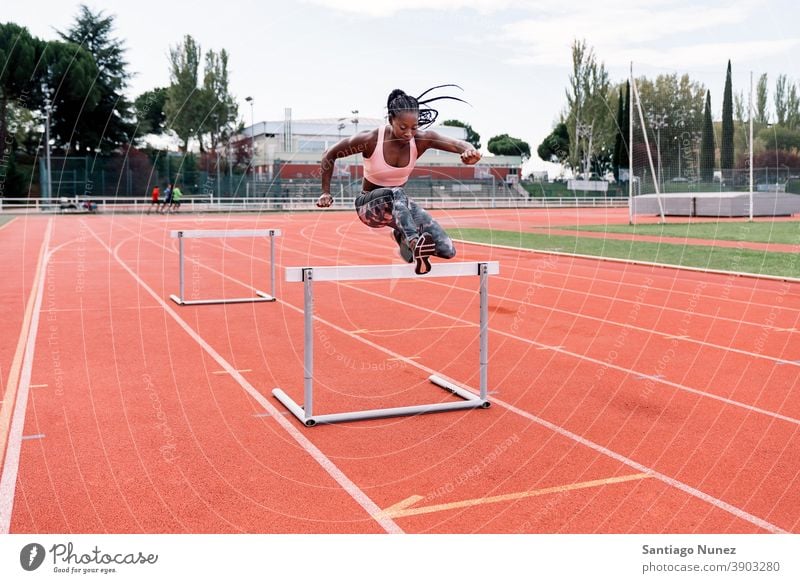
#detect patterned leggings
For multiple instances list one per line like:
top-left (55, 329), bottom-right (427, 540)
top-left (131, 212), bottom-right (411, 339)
top-left (354, 187), bottom-right (456, 259)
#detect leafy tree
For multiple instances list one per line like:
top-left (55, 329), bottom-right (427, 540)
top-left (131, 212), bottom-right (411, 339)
top-left (165, 37), bottom-right (238, 153)
top-left (733, 91), bottom-right (745, 124)
top-left (442, 119), bottom-right (480, 149)
top-left (634, 73), bottom-right (705, 179)
top-left (612, 82), bottom-right (630, 180)
top-left (487, 133), bottom-right (530, 157)
top-left (757, 126), bottom-right (800, 153)
top-left (198, 48), bottom-right (238, 151)
top-left (755, 73), bottom-right (769, 124)
top-left (7, 102), bottom-right (41, 155)
top-left (133, 87), bottom-right (167, 138)
top-left (563, 40), bottom-right (613, 171)
top-left (787, 82), bottom-right (800, 131)
top-left (721, 60), bottom-right (734, 176)
top-left (39, 40), bottom-right (100, 151)
top-left (537, 122), bottom-right (569, 164)
top-left (774, 74), bottom-right (788, 126)
top-left (0, 23), bottom-right (39, 156)
top-left (700, 90), bottom-right (715, 182)
top-left (58, 4), bottom-right (135, 152)
top-left (165, 35), bottom-right (202, 152)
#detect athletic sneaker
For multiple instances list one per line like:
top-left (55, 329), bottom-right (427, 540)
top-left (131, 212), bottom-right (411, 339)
top-left (410, 232), bottom-right (436, 275)
top-left (391, 229), bottom-right (413, 263)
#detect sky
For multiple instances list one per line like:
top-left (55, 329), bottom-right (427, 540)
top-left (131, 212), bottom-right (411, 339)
top-left (4, 0), bottom-right (799, 173)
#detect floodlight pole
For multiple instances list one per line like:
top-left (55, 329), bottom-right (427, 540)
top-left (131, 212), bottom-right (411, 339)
top-left (246, 96), bottom-right (255, 200)
top-left (749, 71), bottom-right (754, 221)
top-left (43, 87), bottom-right (53, 203)
top-left (628, 62), bottom-right (634, 225)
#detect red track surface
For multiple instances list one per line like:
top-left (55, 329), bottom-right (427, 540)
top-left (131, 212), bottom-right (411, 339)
top-left (0, 209), bottom-right (798, 534)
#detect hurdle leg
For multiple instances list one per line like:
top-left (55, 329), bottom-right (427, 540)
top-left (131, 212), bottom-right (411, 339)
top-left (303, 268), bottom-right (314, 418)
top-left (479, 261), bottom-right (489, 400)
top-left (254, 230), bottom-right (277, 301)
top-left (272, 267), bottom-right (315, 426)
top-left (169, 232), bottom-right (186, 305)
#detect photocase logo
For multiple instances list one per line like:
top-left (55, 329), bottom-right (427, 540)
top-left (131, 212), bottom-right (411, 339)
top-left (20, 543), bottom-right (46, 571)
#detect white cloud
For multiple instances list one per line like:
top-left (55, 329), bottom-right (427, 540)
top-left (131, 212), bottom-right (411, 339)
top-left (499, 0), bottom-right (761, 68)
top-left (301, 0), bottom-right (519, 18)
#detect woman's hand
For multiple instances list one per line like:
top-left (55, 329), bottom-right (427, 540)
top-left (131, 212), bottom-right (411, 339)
top-left (460, 149), bottom-right (482, 165)
top-left (316, 193), bottom-right (334, 208)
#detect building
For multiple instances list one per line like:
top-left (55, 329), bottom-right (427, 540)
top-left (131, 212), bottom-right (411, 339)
top-left (238, 113), bottom-right (523, 187)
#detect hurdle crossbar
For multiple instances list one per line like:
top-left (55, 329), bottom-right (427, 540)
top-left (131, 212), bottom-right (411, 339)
top-left (272, 260), bottom-right (499, 426)
top-left (169, 229), bottom-right (281, 305)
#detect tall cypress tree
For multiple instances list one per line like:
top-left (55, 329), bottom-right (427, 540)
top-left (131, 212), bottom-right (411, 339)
top-left (721, 60), bottom-right (734, 178)
top-left (612, 86), bottom-right (624, 180)
top-left (700, 90), bottom-right (715, 183)
top-left (58, 4), bottom-right (135, 153)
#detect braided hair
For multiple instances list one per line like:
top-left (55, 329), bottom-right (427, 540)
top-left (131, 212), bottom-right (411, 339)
top-left (386, 84), bottom-right (468, 128)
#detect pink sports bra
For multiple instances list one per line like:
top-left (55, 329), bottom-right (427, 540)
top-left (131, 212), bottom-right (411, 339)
top-left (362, 124), bottom-right (418, 187)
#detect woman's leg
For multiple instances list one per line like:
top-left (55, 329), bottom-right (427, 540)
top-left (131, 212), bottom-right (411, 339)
top-left (355, 187), bottom-right (416, 240)
top-left (355, 187), bottom-right (453, 272)
top-left (407, 200), bottom-right (456, 259)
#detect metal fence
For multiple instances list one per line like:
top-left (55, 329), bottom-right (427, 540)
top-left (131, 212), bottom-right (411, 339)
top-left (631, 166), bottom-right (800, 196)
top-left (0, 195), bottom-right (630, 214)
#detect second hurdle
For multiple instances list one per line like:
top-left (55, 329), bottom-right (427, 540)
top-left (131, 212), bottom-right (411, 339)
top-left (169, 229), bottom-right (281, 305)
top-left (272, 260), bottom-right (500, 426)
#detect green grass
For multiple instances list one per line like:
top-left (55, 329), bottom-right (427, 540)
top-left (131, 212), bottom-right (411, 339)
top-left (0, 216), bottom-right (17, 228)
top-left (560, 221), bottom-right (800, 245)
top-left (450, 227), bottom-right (800, 278)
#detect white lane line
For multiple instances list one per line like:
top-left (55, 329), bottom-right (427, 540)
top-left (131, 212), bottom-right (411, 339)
top-left (84, 224), bottom-right (403, 535)
top-left (118, 219), bottom-right (790, 533)
top-left (0, 219), bottom-right (52, 533)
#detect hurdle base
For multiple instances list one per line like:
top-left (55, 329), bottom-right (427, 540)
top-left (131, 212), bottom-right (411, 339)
top-left (272, 375), bottom-right (490, 427)
top-left (170, 291), bottom-right (276, 306)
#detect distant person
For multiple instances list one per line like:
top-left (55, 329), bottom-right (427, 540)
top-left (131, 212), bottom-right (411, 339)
top-left (160, 183), bottom-right (173, 214)
top-left (170, 185), bottom-right (183, 212)
top-left (147, 185), bottom-right (160, 214)
top-left (316, 85), bottom-right (480, 274)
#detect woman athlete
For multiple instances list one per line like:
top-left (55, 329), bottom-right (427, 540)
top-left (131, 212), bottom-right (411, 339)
top-left (316, 85), bottom-right (481, 274)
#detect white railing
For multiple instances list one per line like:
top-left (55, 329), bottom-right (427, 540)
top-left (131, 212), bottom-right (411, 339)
top-left (0, 195), bottom-right (629, 214)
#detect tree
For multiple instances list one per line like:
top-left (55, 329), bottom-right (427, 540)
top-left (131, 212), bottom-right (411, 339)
top-left (755, 73), bottom-right (769, 124)
top-left (700, 90), bottom-right (715, 182)
top-left (39, 40), bottom-right (100, 151)
top-left (58, 4), bottom-right (135, 152)
top-left (774, 74), bottom-right (788, 126)
top-left (198, 48), bottom-right (238, 151)
top-left (165, 36), bottom-right (238, 153)
top-left (0, 23), bottom-right (39, 157)
top-left (787, 82), bottom-right (800, 131)
top-left (133, 87), bottom-right (167, 138)
top-left (757, 126), bottom-right (800, 153)
top-left (612, 82), bottom-right (631, 180)
top-left (563, 40), bottom-right (613, 172)
top-left (721, 60), bottom-right (734, 175)
top-left (487, 133), bottom-right (530, 157)
top-left (165, 35), bottom-right (202, 152)
top-left (537, 122), bottom-right (569, 164)
top-left (634, 73), bottom-right (705, 179)
top-left (442, 119), bottom-right (480, 149)
top-left (734, 91), bottom-right (745, 124)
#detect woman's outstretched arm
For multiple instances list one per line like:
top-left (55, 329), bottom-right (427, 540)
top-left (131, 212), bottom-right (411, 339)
top-left (417, 130), bottom-right (482, 165)
top-left (317, 132), bottom-right (373, 207)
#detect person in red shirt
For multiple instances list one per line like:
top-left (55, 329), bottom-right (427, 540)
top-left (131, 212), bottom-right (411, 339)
top-left (148, 185), bottom-right (160, 214)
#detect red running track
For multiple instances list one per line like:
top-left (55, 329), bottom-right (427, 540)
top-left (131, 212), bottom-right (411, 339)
top-left (0, 209), bottom-right (797, 534)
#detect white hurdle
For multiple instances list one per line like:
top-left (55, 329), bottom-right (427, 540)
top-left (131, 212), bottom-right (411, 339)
top-left (169, 229), bottom-right (281, 305)
top-left (272, 260), bottom-right (500, 426)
